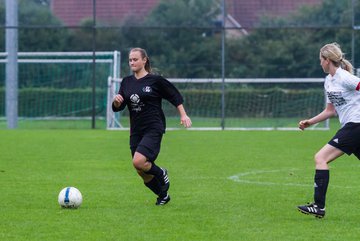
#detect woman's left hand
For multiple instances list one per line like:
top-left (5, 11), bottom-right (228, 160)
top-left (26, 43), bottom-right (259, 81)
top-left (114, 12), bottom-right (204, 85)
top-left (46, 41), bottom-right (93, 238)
top-left (180, 115), bottom-right (192, 128)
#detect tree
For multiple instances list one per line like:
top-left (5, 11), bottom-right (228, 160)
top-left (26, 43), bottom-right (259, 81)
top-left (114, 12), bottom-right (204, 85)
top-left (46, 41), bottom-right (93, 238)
top-left (226, 0), bottom-right (354, 78)
top-left (136, 0), bottom-right (222, 78)
top-left (0, 0), bottom-right (69, 52)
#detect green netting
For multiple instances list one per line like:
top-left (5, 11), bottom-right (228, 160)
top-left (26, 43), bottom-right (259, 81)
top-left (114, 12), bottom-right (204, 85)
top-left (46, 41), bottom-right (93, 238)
top-left (108, 78), bottom-right (328, 130)
top-left (0, 52), bottom-right (119, 120)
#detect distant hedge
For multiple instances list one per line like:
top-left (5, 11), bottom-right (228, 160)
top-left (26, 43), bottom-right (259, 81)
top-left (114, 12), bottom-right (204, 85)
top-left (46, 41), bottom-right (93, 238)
top-left (0, 88), bottom-right (107, 117)
top-left (164, 88), bottom-right (324, 118)
top-left (0, 87), bottom-right (324, 118)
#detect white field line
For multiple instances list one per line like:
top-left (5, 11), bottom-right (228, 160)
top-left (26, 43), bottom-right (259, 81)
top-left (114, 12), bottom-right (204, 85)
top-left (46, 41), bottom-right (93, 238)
top-left (228, 169), bottom-right (356, 189)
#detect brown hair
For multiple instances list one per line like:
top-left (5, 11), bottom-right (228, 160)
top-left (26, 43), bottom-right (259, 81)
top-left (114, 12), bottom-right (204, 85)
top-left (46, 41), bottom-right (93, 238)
top-left (320, 42), bottom-right (353, 74)
top-left (129, 47), bottom-right (152, 73)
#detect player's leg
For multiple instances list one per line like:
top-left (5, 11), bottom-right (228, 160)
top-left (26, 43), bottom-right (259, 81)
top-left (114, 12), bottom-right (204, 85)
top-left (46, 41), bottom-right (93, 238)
top-left (298, 144), bottom-right (343, 218)
top-left (313, 144), bottom-right (343, 207)
top-left (132, 132), bottom-right (170, 205)
top-left (313, 123), bottom-right (359, 209)
top-left (132, 152), bottom-right (170, 205)
top-left (146, 163), bottom-right (170, 205)
top-left (130, 135), bottom-right (162, 198)
top-left (136, 132), bottom-right (169, 193)
top-left (314, 144), bottom-right (343, 170)
top-left (144, 162), bottom-right (169, 194)
top-left (133, 152), bottom-right (162, 196)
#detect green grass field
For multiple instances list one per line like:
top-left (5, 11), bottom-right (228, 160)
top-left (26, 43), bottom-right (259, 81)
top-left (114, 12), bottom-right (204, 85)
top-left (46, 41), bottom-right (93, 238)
top-left (1, 127), bottom-right (360, 241)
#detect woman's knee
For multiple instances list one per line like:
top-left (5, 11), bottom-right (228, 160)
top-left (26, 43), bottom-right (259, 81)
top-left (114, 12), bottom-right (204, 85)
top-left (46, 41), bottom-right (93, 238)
top-left (314, 151), bottom-right (330, 168)
top-left (314, 144), bottom-right (343, 167)
top-left (132, 158), bottom-right (145, 170)
top-left (132, 152), bottom-right (150, 171)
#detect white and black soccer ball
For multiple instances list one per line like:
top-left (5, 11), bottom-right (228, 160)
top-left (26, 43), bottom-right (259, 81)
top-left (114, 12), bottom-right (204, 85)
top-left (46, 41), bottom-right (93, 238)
top-left (58, 187), bottom-right (83, 208)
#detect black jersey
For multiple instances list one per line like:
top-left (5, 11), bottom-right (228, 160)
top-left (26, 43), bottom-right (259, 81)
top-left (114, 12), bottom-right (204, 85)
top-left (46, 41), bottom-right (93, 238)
top-left (112, 74), bottom-right (184, 133)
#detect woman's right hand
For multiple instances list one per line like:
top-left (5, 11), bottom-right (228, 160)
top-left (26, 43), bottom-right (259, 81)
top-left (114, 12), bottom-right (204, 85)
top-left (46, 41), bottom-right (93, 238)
top-left (113, 94), bottom-right (124, 107)
top-left (298, 119), bottom-right (311, 130)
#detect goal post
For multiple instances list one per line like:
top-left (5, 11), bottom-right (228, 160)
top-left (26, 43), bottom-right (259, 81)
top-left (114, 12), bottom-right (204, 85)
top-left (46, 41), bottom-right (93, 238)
top-left (106, 77), bottom-right (329, 130)
top-left (107, 76), bottom-right (123, 129)
top-left (0, 51), bottom-right (121, 126)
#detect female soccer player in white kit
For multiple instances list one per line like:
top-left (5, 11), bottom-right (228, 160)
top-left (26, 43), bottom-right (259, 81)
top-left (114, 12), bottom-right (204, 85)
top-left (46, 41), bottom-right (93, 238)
top-left (297, 42), bottom-right (360, 218)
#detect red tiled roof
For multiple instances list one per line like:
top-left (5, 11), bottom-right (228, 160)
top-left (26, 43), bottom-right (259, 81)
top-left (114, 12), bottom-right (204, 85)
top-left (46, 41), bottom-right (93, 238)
top-left (226, 0), bottom-right (322, 28)
top-left (51, 0), bottom-right (160, 26)
top-left (52, 0), bottom-right (322, 27)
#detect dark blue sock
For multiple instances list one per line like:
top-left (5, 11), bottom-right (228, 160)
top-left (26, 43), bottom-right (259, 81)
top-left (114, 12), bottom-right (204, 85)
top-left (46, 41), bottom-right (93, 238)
top-left (144, 177), bottom-right (161, 195)
top-left (145, 163), bottom-right (163, 180)
top-left (314, 169), bottom-right (329, 209)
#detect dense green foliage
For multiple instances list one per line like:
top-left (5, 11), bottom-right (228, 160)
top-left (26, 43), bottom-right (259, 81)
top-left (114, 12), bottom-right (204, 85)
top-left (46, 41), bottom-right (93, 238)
top-left (226, 0), bottom-right (358, 78)
top-left (1, 0), bottom-right (360, 77)
top-left (0, 87), bottom-right (106, 117)
top-left (0, 87), bottom-right (324, 118)
top-left (0, 0), bottom-right (69, 52)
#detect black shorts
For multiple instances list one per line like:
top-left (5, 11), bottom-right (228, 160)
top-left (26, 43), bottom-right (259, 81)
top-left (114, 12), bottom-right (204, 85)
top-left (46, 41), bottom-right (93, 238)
top-left (328, 122), bottom-right (360, 160)
top-left (130, 131), bottom-right (163, 162)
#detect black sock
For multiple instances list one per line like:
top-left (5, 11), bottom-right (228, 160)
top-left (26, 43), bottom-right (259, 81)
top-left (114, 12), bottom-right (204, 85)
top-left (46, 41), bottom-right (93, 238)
top-left (314, 169), bottom-right (329, 209)
top-left (144, 163), bottom-right (164, 182)
top-left (144, 177), bottom-right (161, 196)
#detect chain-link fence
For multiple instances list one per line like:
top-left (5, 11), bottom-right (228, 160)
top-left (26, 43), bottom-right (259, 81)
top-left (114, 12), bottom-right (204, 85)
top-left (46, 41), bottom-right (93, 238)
top-left (1, 0), bottom-right (360, 129)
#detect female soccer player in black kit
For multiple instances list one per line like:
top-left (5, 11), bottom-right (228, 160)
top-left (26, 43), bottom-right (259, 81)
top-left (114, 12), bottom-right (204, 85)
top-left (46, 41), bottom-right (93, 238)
top-left (112, 48), bottom-right (192, 205)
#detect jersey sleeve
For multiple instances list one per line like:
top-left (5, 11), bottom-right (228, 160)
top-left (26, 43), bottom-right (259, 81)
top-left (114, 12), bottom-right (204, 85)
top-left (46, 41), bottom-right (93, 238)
top-left (112, 78), bottom-right (127, 112)
top-left (344, 74), bottom-right (360, 91)
top-left (158, 77), bottom-right (184, 107)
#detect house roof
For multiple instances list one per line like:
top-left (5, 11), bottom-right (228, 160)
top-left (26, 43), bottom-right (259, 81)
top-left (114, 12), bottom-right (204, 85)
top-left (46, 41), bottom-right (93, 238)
top-left (226, 0), bottom-right (322, 28)
top-left (51, 0), bottom-right (322, 28)
top-left (51, 0), bottom-right (160, 26)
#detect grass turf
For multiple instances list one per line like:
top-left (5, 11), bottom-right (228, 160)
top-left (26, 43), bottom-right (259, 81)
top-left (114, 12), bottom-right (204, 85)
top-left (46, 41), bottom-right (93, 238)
top-left (1, 129), bottom-right (360, 240)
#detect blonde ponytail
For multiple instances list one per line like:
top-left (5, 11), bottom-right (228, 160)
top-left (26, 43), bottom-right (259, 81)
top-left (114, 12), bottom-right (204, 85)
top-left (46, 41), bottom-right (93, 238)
top-left (320, 42), bottom-right (354, 74)
top-left (340, 58), bottom-right (353, 74)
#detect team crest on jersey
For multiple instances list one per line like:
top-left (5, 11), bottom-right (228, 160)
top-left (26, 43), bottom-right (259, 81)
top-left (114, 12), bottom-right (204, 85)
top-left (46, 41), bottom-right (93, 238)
top-left (130, 94), bottom-right (140, 104)
top-left (142, 86), bottom-right (152, 93)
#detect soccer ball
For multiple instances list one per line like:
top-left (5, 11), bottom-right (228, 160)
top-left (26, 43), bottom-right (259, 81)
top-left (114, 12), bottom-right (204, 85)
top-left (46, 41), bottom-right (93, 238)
top-left (58, 187), bottom-right (83, 208)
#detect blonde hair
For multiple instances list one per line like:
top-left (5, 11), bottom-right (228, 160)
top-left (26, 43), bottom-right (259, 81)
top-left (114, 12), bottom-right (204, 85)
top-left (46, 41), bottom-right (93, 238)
top-left (129, 47), bottom-right (152, 73)
top-left (320, 42), bottom-right (353, 74)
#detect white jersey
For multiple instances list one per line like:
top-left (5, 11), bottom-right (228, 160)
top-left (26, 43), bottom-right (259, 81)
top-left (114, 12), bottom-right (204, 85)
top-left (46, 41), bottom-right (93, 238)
top-left (324, 67), bottom-right (360, 126)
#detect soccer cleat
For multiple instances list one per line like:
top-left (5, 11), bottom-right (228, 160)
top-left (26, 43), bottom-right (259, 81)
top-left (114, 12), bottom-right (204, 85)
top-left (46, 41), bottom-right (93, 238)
top-left (156, 194), bottom-right (171, 206)
top-left (160, 168), bottom-right (170, 193)
top-left (297, 203), bottom-right (325, 218)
